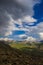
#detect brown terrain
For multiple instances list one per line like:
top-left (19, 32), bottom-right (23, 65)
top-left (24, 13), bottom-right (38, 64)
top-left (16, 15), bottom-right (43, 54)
top-left (0, 40), bottom-right (43, 65)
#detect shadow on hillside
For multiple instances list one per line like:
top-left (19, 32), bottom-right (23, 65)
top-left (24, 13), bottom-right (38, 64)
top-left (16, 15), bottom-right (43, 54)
top-left (20, 47), bottom-right (43, 56)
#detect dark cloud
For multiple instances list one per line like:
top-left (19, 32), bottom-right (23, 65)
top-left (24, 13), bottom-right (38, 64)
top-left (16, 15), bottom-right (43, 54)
top-left (0, 10), bottom-right (9, 27)
top-left (0, 0), bottom-right (40, 36)
top-left (0, 0), bottom-right (29, 20)
top-left (0, 0), bottom-right (39, 19)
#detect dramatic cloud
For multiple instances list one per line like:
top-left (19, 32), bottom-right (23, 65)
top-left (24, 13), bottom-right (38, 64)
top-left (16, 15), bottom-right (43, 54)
top-left (26, 36), bottom-right (36, 42)
top-left (17, 22), bottom-right (43, 41)
top-left (18, 34), bottom-right (27, 40)
top-left (18, 34), bottom-right (36, 41)
top-left (23, 16), bottom-right (37, 22)
top-left (39, 32), bottom-right (43, 40)
top-left (0, 0), bottom-right (40, 19)
top-left (0, 0), bottom-right (41, 41)
top-left (0, 38), bottom-right (13, 41)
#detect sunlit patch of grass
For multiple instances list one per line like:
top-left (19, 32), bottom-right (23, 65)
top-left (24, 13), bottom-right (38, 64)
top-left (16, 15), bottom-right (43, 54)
top-left (9, 43), bottom-right (28, 49)
top-left (9, 43), bottom-right (37, 49)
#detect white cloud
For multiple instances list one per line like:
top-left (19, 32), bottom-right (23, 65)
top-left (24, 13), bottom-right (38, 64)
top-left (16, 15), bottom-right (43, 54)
top-left (4, 13), bottom-right (37, 36)
top-left (23, 16), bottom-right (37, 23)
top-left (0, 38), bottom-right (13, 41)
top-left (17, 22), bottom-right (43, 41)
top-left (0, 0), bottom-right (41, 41)
top-left (0, 38), bottom-right (3, 40)
top-left (26, 36), bottom-right (36, 42)
top-left (5, 31), bottom-right (12, 36)
top-left (3, 14), bottom-right (43, 41)
top-left (3, 13), bottom-right (20, 36)
top-left (39, 32), bottom-right (43, 40)
top-left (17, 34), bottom-right (37, 42)
top-left (19, 34), bottom-right (27, 38)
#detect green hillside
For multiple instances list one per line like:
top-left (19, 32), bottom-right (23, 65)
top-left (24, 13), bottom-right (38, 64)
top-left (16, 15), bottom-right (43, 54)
top-left (0, 41), bottom-right (43, 65)
top-left (9, 41), bottom-right (43, 50)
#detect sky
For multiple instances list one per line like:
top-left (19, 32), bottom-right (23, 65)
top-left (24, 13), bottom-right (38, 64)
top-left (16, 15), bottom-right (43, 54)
top-left (0, 0), bottom-right (43, 41)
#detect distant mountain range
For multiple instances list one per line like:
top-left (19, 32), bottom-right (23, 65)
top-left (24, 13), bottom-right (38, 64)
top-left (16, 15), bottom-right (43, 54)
top-left (0, 39), bottom-right (43, 44)
top-left (39, 40), bottom-right (43, 43)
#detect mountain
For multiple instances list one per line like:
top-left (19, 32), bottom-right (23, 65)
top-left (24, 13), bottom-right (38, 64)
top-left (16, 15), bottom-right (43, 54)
top-left (40, 40), bottom-right (43, 43)
top-left (0, 41), bottom-right (43, 65)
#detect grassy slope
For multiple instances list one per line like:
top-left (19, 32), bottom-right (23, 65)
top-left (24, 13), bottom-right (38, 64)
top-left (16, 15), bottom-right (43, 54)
top-left (9, 43), bottom-right (28, 49)
top-left (9, 42), bottom-right (36, 49)
top-left (0, 41), bottom-right (43, 65)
